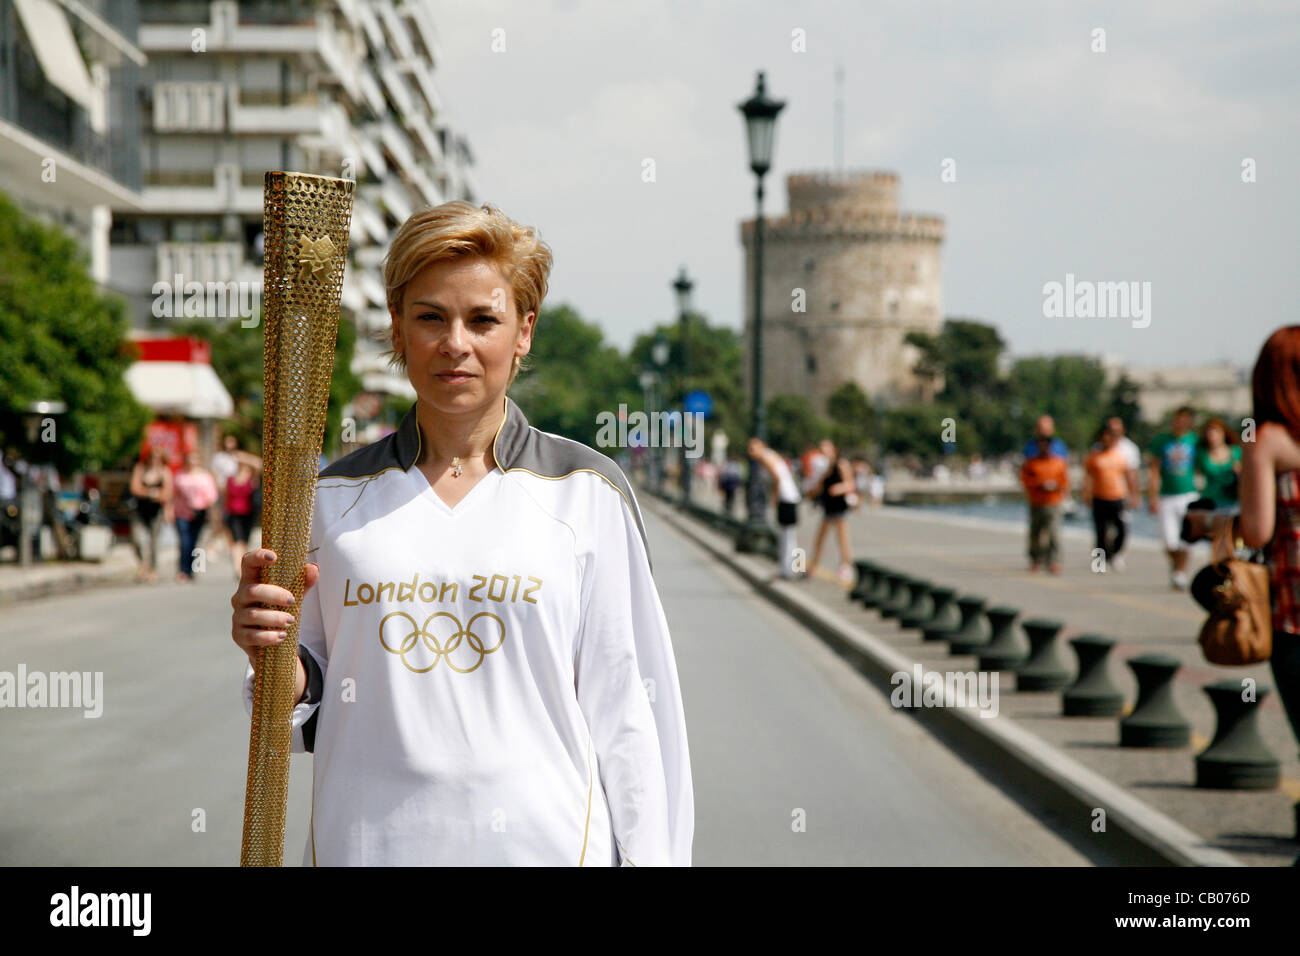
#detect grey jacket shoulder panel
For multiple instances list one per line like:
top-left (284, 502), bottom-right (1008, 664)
top-left (492, 396), bottom-right (651, 569)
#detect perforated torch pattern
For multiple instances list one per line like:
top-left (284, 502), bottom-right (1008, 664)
top-left (241, 172), bottom-right (354, 867)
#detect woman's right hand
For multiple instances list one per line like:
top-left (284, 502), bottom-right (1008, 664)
top-left (231, 549), bottom-right (320, 667)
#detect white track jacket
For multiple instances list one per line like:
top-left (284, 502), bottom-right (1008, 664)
top-left (242, 394), bottom-right (693, 866)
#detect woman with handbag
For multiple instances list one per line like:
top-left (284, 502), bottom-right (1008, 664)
top-left (1190, 326), bottom-right (1300, 757)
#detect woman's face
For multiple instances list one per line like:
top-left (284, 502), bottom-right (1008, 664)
top-left (1206, 424), bottom-right (1224, 447)
top-left (391, 256), bottom-right (534, 417)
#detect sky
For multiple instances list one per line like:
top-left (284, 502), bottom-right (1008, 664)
top-left (426, 0), bottom-right (1299, 370)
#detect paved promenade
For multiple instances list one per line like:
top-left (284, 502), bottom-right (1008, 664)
top-left (700, 493), bottom-right (1299, 865)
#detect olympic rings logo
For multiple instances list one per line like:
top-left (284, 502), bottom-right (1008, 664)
top-left (378, 610), bottom-right (507, 674)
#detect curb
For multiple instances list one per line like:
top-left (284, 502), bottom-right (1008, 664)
top-left (643, 490), bottom-right (1244, 867)
top-left (0, 559), bottom-right (140, 605)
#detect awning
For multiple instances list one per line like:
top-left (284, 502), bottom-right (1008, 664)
top-left (361, 372), bottom-right (415, 399)
top-left (13, 0), bottom-right (97, 113)
top-left (125, 361), bottom-right (234, 419)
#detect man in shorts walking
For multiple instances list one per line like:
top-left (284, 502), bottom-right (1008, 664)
top-left (1147, 406), bottom-right (1199, 590)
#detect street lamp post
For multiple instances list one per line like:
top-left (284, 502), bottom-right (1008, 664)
top-left (672, 265), bottom-right (694, 508)
top-left (736, 70), bottom-right (784, 553)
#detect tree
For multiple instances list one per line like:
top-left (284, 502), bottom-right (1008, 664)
top-left (510, 303), bottom-right (638, 448)
top-left (906, 318), bottom-right (1011, 455)
top-left (1006, 355), bottom-right (1107, 453)
top-left (763, 394), bottom-right (828, 456)
top-left (628, 312), bottom-right (747, 457)
top-left (171, 311), bottom-right (362, 457)
top-left (0, 190), bottom-right (152, 472)
top-left (826, 380), bottom-right (874, 455)
top-left (881, 402), bottom-right (960, 459)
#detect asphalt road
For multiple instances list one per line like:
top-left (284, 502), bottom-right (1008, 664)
top-left (0, 504), bottom-right (1102, 865)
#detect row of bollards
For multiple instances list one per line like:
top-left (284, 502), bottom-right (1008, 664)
top-left (848, 560), bottom-right (1283, 792)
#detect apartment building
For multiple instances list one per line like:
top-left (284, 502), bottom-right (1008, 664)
top-left (0, 0), bottom-right (145, 283)
top-left (108, 0), bottom-right (478, 402)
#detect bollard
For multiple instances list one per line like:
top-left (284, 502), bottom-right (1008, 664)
top-left (898, 580), bottom-right (935, 629)
top-left (947, 596), bottom-right (991, 655)
top-left (858, 562), bottom-right (886, 608)
top-left (1119, 654), bottom-right (1191, 748)
top-left (866, 566), bottom-right (893, 608)
top-left (878, 574), bottom-right (912, 619)
top-left (850, 561), bottom-right (875, 603)
top-left (977, 606), bottom-right (1026, 671)
top-left (1015, 619), bottom-right (1073, 691)
top-left (1195, 680), bottom-right (1281, 790)
top-left (1062, 635), bottom-right (1125, 716)
top-left (921, 587), bottom-right (961, 641)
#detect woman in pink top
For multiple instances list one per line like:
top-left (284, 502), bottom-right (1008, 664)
top-left (223, 450), bottom-right (262, 578)
top-left (172, 450), bottom-right (219, 583)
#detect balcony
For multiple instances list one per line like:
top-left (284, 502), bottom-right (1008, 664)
top-left (228, 88), bottom-right (326, 135)
top-left (155, 241), bottom-right (255, 288)
top-left (140, 163), bottom-right (261, 215)
top-left (152, 82), bottom-right (226, 132)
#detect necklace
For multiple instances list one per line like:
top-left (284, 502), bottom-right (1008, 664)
top-left (451, 456), bottom-right (462, 478)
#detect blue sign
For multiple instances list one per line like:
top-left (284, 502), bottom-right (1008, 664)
top-left (683, 389), bottom-right (713, 418)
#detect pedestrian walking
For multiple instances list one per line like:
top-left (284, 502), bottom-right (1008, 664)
top-left (172, 451), bottom-right (218, 583)
top-left (1196, 417), bottom-right (1242, 510)
top-left (1022, 414), bottom-right (1068, 460)
top-left (1105, 416), bottom-right (1142, 568)
top-left (129, 444), bottom-right (173, 584)
top-left (1021, 431), bottom-right (1069, 573)
top-left (1148, 406), bottom-right (1200, 590)
top-left (806, 438), bottom-right (855, 584)
top-left (1083, 424), bottom-right (1133, 570)
top-left (1186, 327), bottom-right (1300, 783)
top-left (223, 450), bottom-right (263, 579)
top-left (718, 456), bottom-right (743, 516)
top-left (749, 437), bottom-right (801, 580)
top-left (210, 434), bottom-right (241, 556)
top-left (229, 200), bottom-right (691, 865)
top-left (800, 441), bottom-right (829, 497)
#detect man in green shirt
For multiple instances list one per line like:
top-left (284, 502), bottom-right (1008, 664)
top-left (1147, 406), bottom-right (1199, 590)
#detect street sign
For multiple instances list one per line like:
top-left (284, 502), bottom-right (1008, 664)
top-left (684, 389), bottom-right (713, 418)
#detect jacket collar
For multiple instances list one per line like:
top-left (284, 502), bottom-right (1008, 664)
top-left (394, 394), bottom-right (529, 472)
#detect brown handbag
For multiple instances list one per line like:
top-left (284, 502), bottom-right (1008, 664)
top-left (1197, 520), bottom-right (1273, 665)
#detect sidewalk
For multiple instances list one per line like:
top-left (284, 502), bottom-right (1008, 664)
top-left (0, 544), bottom-right (143, 604)
top-left (0, 524), bottom-right (252, 603)
top-left (648, 488), bottom-right (1299, 866)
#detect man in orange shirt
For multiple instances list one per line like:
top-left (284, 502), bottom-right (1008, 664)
top-left (1021, 433), bottom-right (1070, 573)
top-left (1083, 424), bottom-right (1134, 571)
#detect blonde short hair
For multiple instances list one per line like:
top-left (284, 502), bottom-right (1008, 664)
top-left (380, 201), bottom-right (554, 387)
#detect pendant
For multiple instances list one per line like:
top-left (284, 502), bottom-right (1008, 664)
top-left (451, 456), bottom-right (462, 478)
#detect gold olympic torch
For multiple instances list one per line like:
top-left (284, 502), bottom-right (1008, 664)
top-left (241, 172), bottom-right (354, 866)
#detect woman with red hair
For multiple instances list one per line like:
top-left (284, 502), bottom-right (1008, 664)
top-left (1190, 327), bottom-right (1300, 765)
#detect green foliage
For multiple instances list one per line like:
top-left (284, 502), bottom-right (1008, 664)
top-left (905, 317), bottom-right (1146, 458)
top-left (0, 190), bottom-right (152, 471)
top-left (628, 312), bottom-right (748, 454)
top-left (825, 380), bottom-right (874, 455)
top-left (1005, 354), bottom-right (1107, 453)
top-left (510, 303), bottom-right (638, 449)
top-left (172, 312), bottom-right (362, 456)
top-left (763, 393), bottom-right (828, 456)
top-left (881, 402), bottom-right (961, 459)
